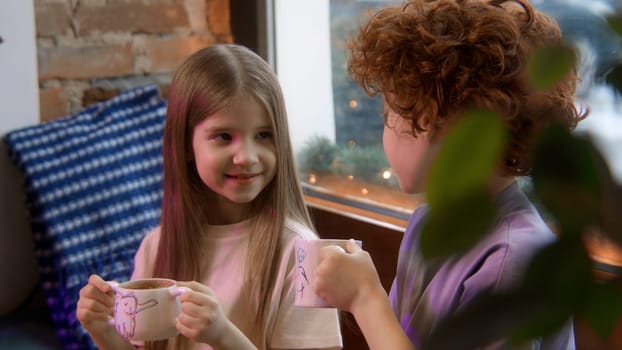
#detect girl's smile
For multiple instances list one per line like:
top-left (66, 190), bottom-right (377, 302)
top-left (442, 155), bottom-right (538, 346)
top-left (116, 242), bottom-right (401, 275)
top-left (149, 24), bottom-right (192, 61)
top-left (225, 172), bottom-right (262, 184)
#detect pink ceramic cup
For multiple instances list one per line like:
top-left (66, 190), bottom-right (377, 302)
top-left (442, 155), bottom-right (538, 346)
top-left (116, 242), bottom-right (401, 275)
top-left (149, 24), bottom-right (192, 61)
top-left (108, 278), bottom-right (188, 341)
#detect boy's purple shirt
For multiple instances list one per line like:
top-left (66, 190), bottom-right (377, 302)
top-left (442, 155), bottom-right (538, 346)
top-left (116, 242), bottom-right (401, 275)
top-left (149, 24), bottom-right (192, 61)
top-left (389, 181), bottom-right (575, 349)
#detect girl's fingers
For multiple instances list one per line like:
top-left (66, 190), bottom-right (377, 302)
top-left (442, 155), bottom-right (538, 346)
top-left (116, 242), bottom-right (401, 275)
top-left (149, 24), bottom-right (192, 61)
top-left (76, 306), bottom-right (112, 322)
top-left (177, 311), bottom-right (198, 328)
top-left (176, 301), bottom-right (225, 344)
top-left (176, 316), bottom-right (200, 340)
top-left (80, 283), bottom-right (114, 309)
top-left (180, 293), bottom-right (219, 317)
top-left (180, 299), bottom-right (204, 318)
top-left (88, 274), bottom-right (113, 293)
top-left (78, 295), bottom-right (113, 313)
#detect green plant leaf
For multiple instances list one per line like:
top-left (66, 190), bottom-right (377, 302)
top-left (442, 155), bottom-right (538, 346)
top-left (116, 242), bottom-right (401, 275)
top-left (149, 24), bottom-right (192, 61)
top-left (580, 140), bottom-right (622, 245)
top-left (297, 135), bottom-right (339, 174)
top-left (605, 64), bottom-right (622, 96)
top-left (421, 290), bottom-right (549, 350)
top-left (579, 281), bottom-right (622, 339)
top-left (426, 109), bottom-right (507, 205)
top-left (527, 44), bottom-right (576, 91)
top-left (423, 238), bottom-right (593, 350)
top-left (601, 180), bottom-right (622, 245)
top-left (530, 124), bottom-right (603, 235)
top-left (421, 109), bottom-right (507, 259)
top-left (334, 145), bottom-right (390, 183)
top-left (606, 13), bottom-right (622, 36)
top-left (511, 238), bottom-right (593, 343)
top-left (420, 189), bottom-right (495, 259)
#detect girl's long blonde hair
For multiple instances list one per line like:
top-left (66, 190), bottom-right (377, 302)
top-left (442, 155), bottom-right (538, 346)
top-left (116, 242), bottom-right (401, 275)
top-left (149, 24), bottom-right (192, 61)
top-left (148, 44), bottom-right (313, 349)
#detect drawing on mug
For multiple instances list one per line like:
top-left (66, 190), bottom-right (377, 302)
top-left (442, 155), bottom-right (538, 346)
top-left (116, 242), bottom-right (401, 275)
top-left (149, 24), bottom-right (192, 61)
top-left (296, 247), bottom-right (309, 298)
top-left (114, 292), bottom-right (159, 339)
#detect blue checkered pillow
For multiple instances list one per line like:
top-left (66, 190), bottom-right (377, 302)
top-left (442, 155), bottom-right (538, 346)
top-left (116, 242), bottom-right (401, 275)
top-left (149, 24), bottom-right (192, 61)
top-left (4, 84), bottom-right (166, 350)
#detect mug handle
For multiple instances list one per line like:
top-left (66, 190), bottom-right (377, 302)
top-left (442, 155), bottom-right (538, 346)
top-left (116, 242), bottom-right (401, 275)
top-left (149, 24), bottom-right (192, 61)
top-left (170, 286), bottom-right (191, 297)
top-left (107, 280), bottom-right (120, 292)
top-left (107, 281), bottom-right (120, 327)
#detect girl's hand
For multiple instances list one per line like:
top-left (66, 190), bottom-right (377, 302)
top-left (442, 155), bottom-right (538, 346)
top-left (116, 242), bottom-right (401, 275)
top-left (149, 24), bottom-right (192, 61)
top-left (76, 274), bottom-right (116, 335)
top-left (175, 281), bottom-right (232, 346)
top-left (314, 239), bottom-right (386, 314)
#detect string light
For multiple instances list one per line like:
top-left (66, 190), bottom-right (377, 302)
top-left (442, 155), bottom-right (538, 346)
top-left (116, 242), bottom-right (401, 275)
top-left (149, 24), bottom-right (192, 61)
top-left (349, 99), bottom-right (359, 109)
top-left (382, 169), bottom-right (392, 180)
top-left (361, 188), bottom-right (368, 195)
top-left (348, 175), bottom-right (354, 181)
top-left (308, 174), bottom-right (317, 184)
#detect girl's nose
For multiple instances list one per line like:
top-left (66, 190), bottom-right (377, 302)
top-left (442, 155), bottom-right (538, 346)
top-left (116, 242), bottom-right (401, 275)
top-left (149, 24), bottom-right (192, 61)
top-left (233, 140), bottom-right (259, 165)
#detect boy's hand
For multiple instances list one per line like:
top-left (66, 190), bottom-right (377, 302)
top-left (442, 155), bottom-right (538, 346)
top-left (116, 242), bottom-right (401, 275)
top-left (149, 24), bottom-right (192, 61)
top-left (314, 239), bottom-right (386, 313)
top-left (76, 274), bottom-right (116, 335)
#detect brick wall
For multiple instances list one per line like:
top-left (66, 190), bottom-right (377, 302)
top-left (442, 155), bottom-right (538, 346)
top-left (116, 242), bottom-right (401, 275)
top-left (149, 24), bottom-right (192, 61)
top-left (35, 0), bottom-right (232, 122)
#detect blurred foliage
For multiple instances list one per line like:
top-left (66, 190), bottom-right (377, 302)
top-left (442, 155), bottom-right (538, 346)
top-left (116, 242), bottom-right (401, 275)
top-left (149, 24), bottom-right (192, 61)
top-left (297, 135), bottom-right (398, 187)
top-left (297, 135), bottom-right (340, 175)
top-left (421, 110), bottom-right (506, 259)
top-left (419, 28), bottom-right (622, 349)
top-left (333, 144), bottom-right (393, 184)
top-left (581, 281), bottom-right (622, 338)
top-left (530, 124), bottom-right (604, 236)
top-left (606, 13), bottom-right (622, 37)
top-left (527, 45), bottom-right (577, 91)
top-left (605, 63), bottom-right (622, 95)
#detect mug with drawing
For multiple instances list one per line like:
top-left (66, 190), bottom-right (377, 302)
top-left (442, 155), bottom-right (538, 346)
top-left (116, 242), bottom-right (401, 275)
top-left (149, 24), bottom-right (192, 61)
top-left (294, 238), bottom-right (362, 308)
top-left (108, 278), bottom-right (189, 341)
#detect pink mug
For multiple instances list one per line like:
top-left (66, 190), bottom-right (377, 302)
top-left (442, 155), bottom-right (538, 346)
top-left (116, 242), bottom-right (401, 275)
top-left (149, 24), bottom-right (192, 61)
top-left (108, 278), bottom-right (188, 341)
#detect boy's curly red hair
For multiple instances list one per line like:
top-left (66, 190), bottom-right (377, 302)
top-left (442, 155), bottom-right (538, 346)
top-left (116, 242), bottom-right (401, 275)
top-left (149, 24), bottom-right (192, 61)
top-left (348, 0), bottom-right (588, 176)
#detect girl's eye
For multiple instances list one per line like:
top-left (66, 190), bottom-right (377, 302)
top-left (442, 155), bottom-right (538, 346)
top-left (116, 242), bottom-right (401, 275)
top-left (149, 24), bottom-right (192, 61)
top-left (210, 133), bottom-right (232, 141)
top-left (257, 131), bottom-right (273, 140)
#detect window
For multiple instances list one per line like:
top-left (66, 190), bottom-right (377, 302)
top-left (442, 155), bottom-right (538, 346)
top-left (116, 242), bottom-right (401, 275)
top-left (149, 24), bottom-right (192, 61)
top-left (270, 0), bottom-right (622, 221)
top-left (274, 0), bottom-right (418, 222)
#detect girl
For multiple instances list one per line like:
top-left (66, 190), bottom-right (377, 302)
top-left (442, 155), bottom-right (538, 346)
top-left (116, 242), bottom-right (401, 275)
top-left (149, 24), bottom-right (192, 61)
top-left (77, 44), bottom-right (343, 350)
top-left (313, 0), bottom-right (587, 349)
